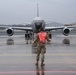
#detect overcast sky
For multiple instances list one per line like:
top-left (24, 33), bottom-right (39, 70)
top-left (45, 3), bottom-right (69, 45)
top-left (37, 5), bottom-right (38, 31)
top-left (0, 0), bottom-right (76, 24)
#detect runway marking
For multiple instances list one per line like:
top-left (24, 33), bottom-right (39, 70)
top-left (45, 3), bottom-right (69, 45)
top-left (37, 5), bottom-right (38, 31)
top-left (0, 70), bottom-right (76, 74)
top-left (0, 53), bottom-right (76, 56)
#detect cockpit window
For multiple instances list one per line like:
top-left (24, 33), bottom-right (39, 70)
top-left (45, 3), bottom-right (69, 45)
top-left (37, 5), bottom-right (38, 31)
top-left (35, 22), bottom-right (42, 29)
top-left (35, 22), bottom-right (42, 26)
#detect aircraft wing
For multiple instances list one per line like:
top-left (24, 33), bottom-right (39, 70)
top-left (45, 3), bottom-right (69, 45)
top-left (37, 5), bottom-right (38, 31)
top-left (0, 25), bottom-right (32, 31)
top-left (11, 27), bottom-right (32, 31)
top-left (45, 26), bottom-right (64, 31)
top-left (45, 26), bottom-right (76, 31)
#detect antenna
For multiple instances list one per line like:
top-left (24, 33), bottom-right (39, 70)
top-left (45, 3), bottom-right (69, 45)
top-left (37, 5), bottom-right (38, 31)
top-left (37, 3), bottom-right (39, 17)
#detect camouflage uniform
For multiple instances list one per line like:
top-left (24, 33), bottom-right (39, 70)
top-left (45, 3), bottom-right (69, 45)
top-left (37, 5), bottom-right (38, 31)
top-left (33, 32), bottom-right (50, 66)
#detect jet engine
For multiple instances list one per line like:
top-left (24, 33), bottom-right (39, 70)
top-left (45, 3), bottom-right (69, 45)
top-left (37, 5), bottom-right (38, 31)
top-left (63, 27), bottom-right (70, 36)
top-left (6, 27), bottom-right (14, 36)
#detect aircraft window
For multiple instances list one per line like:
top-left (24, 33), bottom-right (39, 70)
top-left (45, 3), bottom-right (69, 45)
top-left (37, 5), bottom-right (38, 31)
top-left (35, 22), bottom-right (42, 26)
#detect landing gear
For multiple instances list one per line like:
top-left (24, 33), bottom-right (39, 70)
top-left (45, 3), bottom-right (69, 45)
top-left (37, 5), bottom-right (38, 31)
top-left (32, 32), bottom-right (34, 41)
top-left (25, 33), bottom-right (30, 39)
top-left (25, 31), bottom-right (29, 44)
top-left (25, 31), bottom-right (33, 44)
top-left (25, 34), bottom-right (28, 44)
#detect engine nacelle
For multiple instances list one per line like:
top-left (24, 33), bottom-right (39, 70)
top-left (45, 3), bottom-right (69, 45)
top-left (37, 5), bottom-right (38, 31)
top-left (63, 27), bottom-right (70, 36)
top-left (6, 27), bottom-right (14, 36)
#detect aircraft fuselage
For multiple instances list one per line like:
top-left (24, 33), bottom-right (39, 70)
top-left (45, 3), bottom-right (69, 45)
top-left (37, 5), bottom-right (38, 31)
top-left (32, 17), bottom-right (45, 33)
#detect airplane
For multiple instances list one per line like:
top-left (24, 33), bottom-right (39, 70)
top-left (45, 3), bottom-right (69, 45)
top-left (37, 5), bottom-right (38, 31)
top-left (0, 4), bottom-right (76, 44)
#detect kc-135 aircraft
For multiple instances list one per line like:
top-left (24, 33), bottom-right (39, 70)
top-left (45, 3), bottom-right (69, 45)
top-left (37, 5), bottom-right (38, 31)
top-left (0, 4), bottom-right (76, 43)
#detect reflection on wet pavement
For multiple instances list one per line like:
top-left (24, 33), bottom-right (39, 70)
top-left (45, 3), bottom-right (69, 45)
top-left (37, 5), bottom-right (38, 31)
top-left (0, 35), bottom-right (76, 75)
top-left (7, 38), bottom-right (14, 45)
top-left (36, 66), bottom-right (45, 75)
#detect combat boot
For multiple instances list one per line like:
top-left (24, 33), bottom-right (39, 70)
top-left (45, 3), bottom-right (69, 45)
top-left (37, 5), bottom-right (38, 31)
top-left (41, 60), bottom-right (45, 66)
top-left (35, 59), bottom-right (39, 66)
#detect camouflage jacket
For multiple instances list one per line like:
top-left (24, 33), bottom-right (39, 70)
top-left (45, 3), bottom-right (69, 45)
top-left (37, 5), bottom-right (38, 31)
top-left (33, 32), bottom-right (50, 47)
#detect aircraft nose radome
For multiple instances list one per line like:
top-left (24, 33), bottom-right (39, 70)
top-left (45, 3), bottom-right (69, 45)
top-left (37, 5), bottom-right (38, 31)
top-left (35, 22), bottom-right (42, 30)
top-left (35, 24), bottom-right (42, 30)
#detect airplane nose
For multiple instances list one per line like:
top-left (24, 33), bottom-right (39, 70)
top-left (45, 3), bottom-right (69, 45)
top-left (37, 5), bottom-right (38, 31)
top-left (36, 25), bottom-right (42, 29)
top-left (35, 23), bottom-right (42, 29)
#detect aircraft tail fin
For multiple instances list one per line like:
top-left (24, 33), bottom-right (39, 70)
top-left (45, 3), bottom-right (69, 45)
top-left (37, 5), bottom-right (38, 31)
top-left (37, 3), bottom-right (39, 17)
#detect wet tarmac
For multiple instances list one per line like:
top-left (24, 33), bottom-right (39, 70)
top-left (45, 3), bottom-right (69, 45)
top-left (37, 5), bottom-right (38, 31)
top-left (0, 34), bottom-right (76, 75)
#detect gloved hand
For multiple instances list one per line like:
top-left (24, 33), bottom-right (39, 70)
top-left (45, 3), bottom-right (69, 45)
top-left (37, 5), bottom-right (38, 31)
top-left (49, 39), bottom-right (51, 41)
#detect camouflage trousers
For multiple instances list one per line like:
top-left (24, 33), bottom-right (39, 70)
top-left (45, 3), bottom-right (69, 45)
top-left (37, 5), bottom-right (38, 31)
top-left (36, 45), bottom-right (46, 61)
